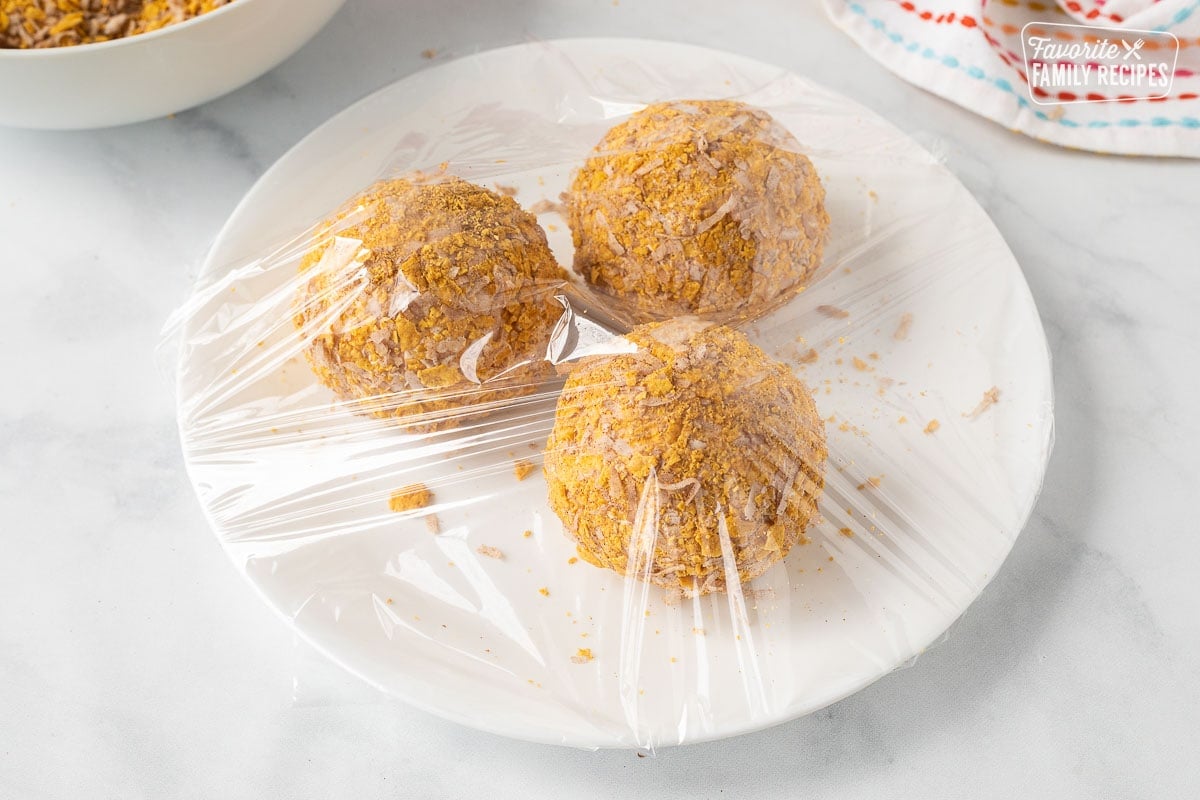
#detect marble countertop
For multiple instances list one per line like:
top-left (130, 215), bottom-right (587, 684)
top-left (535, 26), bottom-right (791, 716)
top-left (2, 1), bottom-right (1197, 797)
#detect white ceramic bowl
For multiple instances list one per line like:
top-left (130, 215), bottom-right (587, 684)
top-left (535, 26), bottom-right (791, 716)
top-left (0, 0), bottom-right (345, 130)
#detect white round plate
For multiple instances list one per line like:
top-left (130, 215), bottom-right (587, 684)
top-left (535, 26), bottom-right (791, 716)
top-left (179, 38), bottom-right (1054, 748)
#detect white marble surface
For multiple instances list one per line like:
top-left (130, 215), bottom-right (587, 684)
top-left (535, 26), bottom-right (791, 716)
top-left (1, 0), bottom-right (1197, 796)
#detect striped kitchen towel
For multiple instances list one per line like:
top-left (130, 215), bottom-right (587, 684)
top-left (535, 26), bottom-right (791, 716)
top-left (825, 0), bottom-right (1200, 156)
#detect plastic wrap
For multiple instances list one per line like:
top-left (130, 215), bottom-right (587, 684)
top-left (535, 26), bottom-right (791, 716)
top-left (165, 39), bottom-right (1054, 749)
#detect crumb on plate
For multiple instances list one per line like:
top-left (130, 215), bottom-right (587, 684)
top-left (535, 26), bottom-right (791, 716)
top-left (476, 544), bottom-right (504, 560)
top-left (513, 459), bottom-right (536, 481)
top-left (389, 483), bottom-right (432, 512)
top-left (964, 386), bottom-right (1001, 419)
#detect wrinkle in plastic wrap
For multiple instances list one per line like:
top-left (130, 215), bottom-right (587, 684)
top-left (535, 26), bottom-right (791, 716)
top-left (165, 39), bottom-right (1054, 749)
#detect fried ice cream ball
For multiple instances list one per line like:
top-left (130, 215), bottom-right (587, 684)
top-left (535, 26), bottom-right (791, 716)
top-left (567, 99), bottom-right (829, 323)
top-left (294, 176), bottom-right (567, 430)
top-left (544, 319), bottom-right (826, 595)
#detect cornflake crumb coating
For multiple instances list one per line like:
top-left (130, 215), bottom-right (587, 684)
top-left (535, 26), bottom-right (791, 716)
top-left (1, 0), bottom-right (232, 49)
top-left (567, 100), bottom-right (829, 322)
top-left (294, 176), bottom-right (567, 430)
top-left (545, 319), bottom-right (827, 596)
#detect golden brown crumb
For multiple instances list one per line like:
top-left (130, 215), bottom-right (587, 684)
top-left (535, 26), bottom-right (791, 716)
top-left (385, 597), bottom-right (393, 604)
top-left (420, 48), bottom-right (437, 59)
top-left (513, 460), bottom-right (536, 481)
top-left (571, 648), bottom-right (594, 664)
top-left (797, 347), bottom-right (819, 365)
top-left (538, 587), bottom-right (550, 597)
top-left (567, 557), bottom-right (578, 565)
top-left (817, 305), bottom-right (850, 319)
top-left (528, 198), bottom-right (566, 215)
top-left (964, 386), bottom-right (1001, 419)
top-left (894, 313), bottom-right (913, 341)
top-left (493, 182), bottom-right (518, 197)
top-left (852, 356), bottom-right (871, 372)
top-left (522, 529), bottom-right (533, 538)
top-left (475, 545), bottom-right (504, 560)
top-left (389, 484), bottom-right (432, 512)
top-left (898, 415), bottom-right (908, 424)
top-left (923, 419), bottom-right (940, 435)
top-left (839, 527), bottom-right (853, 537)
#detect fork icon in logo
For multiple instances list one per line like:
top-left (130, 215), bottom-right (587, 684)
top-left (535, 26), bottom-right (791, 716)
top-left (1122, 38), bottom-right (1146, 60)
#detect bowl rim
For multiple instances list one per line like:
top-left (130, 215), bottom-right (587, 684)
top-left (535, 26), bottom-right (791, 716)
top-left (0, 0), bottom-right (256, 58)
